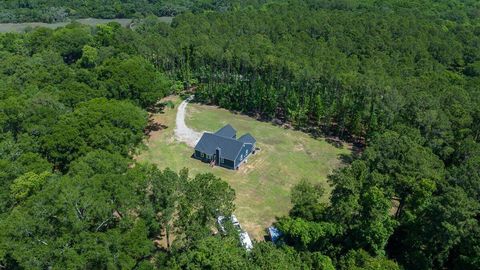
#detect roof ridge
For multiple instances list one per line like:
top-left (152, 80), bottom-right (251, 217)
top-left (201, 131), bottom-right (254, 145)
top-left (208, 132), bottom-right (243, 143)
top-left (195, 128), bottom-right (255, 162)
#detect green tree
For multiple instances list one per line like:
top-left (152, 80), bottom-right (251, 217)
top-left (0, 96), bottom-right (26, 141)
top-left (163, 236), bottom-right (249, 269)
top-left (145, 166), bottom-right (181, 249)
top-left (68, 150), bottom-right (131, 177)
top-left (251, 242), bottom-right (326, 269)
top-left (176, 172), bottom-right (236, 247)
top-left (363, 130), bottom-right (445, 222)
top-left (43, 98), bottom-right (147, 171)
top-left (396, 187), bottom-right (479, 269)
top-left (277, 217), bottom-right (338, 252)
top-left (338, 249), bottom-right (400, 270)
top-left (290, 179), bottom-right (326, 221)
top-left (0, 168), bottom-right (152, 269)
top-left (52, 24), bottom-right (93, 64)
top-left (79, 45), bottom-right (98, 68)
top-left (98, 56), bottom-right (171, 108)
top-left (353, 186), bottom-right (397, 256)
top-left (10, 171), bottom-right (51, 203)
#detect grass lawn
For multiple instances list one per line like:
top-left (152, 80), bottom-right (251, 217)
top-left (137, 96), bottom-right (351, 240)
top-left (0, 17), bottom-right (173, 33)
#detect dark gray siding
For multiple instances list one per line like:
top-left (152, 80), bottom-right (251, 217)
top-left (195, 150), bottom-right (212, 162)
top-left (221, 159), bottom-right (235, 169)
top-left (195, 149), bottom-right (235, 169)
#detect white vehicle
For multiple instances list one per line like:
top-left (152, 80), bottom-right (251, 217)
top-left (231, 215), bottom-right (241, 230)
top-left (217, 215), bottom-right (241, 233)
top-left (239, 231), bottom-right (253, 251)
top-left (217, 215), bottom-right (226, 233)
top-left (216, 214), bottom-right (253, 251)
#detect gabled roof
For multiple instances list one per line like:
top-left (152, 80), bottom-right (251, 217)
top-left (194, 132), bottom-right (244, 161)
top-left (238, 133), bottom-right (256, 144)
top-left (215, 124), bottom-right (236, 138)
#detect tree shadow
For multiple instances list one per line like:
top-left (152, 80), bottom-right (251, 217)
top-left (338, 142), bottom-right (363, 165)
top-left (147, 101), bottom-right (175, 114)
top-left (189, 98), bottom-right (367, 153)
top-left (325, 137), bottom-right (344, 148)
top-left (144, 118), bottom-right (168, 136)
top-left (339, 153), bottom-right (353, 164)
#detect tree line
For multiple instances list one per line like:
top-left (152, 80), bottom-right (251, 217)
top-left (138, 1), bottom-right (480, 145)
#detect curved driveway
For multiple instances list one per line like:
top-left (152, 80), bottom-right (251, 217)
top-left (174, 96), bottom-right (203, 147)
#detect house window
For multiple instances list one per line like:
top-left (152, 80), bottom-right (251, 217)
top-left (240, 154), bottom-right (243, 160)
top-left (220, 158), bottom-right (224, 163)
top-left (201, 153), bottom-right (205, 158)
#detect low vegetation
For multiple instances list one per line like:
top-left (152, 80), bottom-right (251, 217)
top-left (0, 18), bottom-right (132, 33)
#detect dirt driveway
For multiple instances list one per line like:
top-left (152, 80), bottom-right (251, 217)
top-left (174, 96), bottom-right (203, 147)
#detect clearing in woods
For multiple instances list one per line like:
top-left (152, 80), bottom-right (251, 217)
top-left (0, 17), bottom-right (173, 33)
top-left (137, 96), bottom-right (351, 240)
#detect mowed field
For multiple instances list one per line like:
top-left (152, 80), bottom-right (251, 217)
top-left (137, 96), bottom-right (351, 240)
top-left (0, 17), bottom-right (173, 33)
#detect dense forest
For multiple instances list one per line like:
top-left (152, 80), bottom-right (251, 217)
top-left (0, 0), bottom-right (479, 269)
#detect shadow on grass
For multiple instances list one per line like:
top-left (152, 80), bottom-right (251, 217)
top-left (339, 153), bottom-right (354, 164)
top-left (144, 119), bottom-right (168, 136)
top-left (338, 143), bottom-right (363, 165)
top-left (148, 100), bottom-right (176, 114)
top-left (190, 97), bottom-right (366, 168)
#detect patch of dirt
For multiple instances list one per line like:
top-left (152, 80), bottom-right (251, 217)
top-left (161, 96), bottom-right (177, 102)
top-left (239, 151), bottom-right (267, 175)
top-left (154, 229), bottom-right (176, 250)
top-left (293, 143), bottom-right (305, 152)
top-left (243, 221), bottom-right (268, 241)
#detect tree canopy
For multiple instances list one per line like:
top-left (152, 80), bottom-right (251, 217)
top-left (0, 0), bottom-right (479, 269)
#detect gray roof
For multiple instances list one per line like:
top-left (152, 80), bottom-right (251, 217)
top-left (238, 133), bottom-right (256, 144)
top-left (195, 133), bottom-right (244, 161)
top-left (215, 124), bottom-right (236, 138)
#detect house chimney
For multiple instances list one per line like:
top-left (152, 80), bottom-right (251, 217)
top-left (215, 147), bottom-right (221, 165)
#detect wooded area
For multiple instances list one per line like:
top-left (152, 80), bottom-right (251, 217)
top-left (0, 0), bottom-right (479, 269)
top-left (0, 0), bottom-right (264, 23)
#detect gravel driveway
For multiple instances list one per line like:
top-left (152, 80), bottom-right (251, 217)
top-left (174, 96), bottom-right (203, 147)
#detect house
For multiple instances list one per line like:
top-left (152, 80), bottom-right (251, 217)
top-left (194, 124), bottom-right (256, 170)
